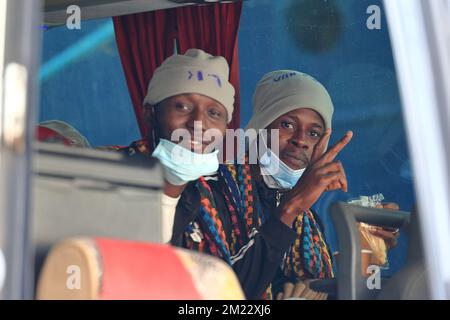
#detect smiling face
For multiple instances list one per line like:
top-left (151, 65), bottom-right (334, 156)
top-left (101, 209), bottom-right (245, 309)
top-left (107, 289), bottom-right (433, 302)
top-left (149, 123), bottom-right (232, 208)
top-left (266, 108), bottom-right (326, 170)
top-left (148, 93), bottom-right (228, 153)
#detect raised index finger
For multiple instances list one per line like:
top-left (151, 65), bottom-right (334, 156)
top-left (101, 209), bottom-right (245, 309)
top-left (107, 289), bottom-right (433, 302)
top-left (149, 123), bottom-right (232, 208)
top-left (319, 131), bottom-right (353, 164)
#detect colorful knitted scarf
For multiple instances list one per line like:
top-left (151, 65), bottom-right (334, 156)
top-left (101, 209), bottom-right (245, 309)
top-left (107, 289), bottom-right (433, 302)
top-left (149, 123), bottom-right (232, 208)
top-left (120, 140), bottom-right (334, 296)
top-left (185, 155), bottom-right (334, 299)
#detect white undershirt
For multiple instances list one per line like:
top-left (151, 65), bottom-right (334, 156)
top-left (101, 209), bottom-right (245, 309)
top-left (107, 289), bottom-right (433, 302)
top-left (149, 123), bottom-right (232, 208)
top-left (161, 193), bottom-right (180, 243)
top-left (160, 171), bottom-right (220, 243)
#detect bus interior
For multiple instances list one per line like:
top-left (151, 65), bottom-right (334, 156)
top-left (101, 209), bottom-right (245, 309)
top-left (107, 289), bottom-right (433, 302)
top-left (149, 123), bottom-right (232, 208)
top-left (1, 0), bottom-right (450, 300)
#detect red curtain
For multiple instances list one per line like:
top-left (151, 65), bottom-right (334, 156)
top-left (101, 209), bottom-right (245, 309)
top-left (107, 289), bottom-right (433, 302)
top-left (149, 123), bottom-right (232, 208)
top-left (113, 11), bottom-right (176, 142)
top-left (113, 2), bottom-right (243, 148)
top-left (175, 3), bottom-right (242, 131)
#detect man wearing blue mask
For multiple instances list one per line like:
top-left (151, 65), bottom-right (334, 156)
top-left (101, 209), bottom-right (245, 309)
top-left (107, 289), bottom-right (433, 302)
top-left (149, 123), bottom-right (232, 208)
top-left (116, 49), bottom-right (234, 245)
top-left (244, 70), bottom-right (350, 300)
top-left (247, 70), bottom-right (349, 221)
top-left (246, 70), bottom-right (398, 300)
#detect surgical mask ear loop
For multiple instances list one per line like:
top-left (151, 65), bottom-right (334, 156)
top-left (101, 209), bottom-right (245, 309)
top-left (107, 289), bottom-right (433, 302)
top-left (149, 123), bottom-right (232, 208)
top-left (258, 130), bottom-right (272, 165)
top-left (153, 128), bottom-right (162, 153)
top-left (258, 130), bottom-right (278, 176)
top-left (149, 104), bottom-right (160, 151)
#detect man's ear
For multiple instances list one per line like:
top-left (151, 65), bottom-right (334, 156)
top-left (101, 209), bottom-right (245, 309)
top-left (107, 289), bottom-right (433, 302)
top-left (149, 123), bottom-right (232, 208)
top-left (143, 104), bottom-right (161, 146)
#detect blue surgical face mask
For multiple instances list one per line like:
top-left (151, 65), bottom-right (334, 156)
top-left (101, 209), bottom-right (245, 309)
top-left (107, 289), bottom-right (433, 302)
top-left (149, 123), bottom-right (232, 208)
top-left (258, 132), bottom-right (306, 190)
top-left (152, 139), bottom-right (219, 185)
top-left (259, 149), bottom-right (306, 189)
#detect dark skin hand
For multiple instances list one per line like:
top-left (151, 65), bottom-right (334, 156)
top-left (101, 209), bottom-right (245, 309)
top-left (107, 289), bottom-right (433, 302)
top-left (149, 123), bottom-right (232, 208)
top-left (143, 93), bottom-right (228, 198)
top-left (277, 128), bottom-right (353, 226)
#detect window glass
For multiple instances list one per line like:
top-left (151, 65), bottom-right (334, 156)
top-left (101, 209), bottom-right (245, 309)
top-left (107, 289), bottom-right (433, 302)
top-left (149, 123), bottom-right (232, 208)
top-left (239, 0), bottom-right (415, 276)
top-left (39, 18), bottom-right (140, 147)
top-left (38, 0), bottom-right (416, 278)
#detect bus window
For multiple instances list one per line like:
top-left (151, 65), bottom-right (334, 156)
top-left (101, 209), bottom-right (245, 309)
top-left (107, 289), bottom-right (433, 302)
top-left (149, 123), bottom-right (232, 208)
top-left (238, 0), bottom-right (415, 278)
top-left (39, 18), bottom-right (140, 147)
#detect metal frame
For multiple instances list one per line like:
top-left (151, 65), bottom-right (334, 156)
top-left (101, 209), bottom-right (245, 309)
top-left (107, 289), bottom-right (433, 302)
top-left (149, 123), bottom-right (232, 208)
top-left (43, 0), bottom-right (245, 25)
top-left (330, 202), bottom-right (410, 300)
top-left (384, 0), bottom-right (450, 299)
top-left (0, 0), bottom-right (8, 300)
top-left (0, 0), bottom-right (42, 299)
top-left (43, 0), bottom-right (189, 25)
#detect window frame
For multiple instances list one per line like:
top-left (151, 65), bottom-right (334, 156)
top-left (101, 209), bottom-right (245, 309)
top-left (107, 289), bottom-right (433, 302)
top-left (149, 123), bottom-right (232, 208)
top-left (385, 0), bottom-right (450, 299)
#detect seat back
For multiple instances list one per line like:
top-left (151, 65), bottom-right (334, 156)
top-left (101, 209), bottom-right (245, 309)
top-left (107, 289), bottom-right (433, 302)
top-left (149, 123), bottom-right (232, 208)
top-left (329, 202), bottom-right (410, 300)
top-left (37, 237), bottom-right (245, 300)
top-left (32, 142), bottom-right (164, 293)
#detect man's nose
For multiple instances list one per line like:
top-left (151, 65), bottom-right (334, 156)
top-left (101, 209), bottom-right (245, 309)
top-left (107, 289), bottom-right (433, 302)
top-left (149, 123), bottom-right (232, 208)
top-left (187, 109), bottom-right (206, 129)
top-left (289, 130), bottom-right (309, 149)
top-left (186, 111), bottom-right (207, 140)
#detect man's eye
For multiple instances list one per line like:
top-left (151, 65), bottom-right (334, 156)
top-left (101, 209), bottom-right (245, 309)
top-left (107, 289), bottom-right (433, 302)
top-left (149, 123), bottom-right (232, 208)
top-left (209, 108), bottom-right (223, 119)
top-left (280, 121), bottom-right (294, 129)
top-left (176, 104), bottom-right (191, 111)
top-left (310, 130), bottom-right (322, 138)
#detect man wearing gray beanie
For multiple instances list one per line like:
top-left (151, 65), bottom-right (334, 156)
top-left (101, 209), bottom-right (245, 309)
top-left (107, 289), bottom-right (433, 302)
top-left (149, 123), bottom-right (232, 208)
top-left (244, 70), bottom-right (398, 300)
top-left (115, 49), bottom-right (235, 243)
top-left (244, 70), bottom-right (352, 300)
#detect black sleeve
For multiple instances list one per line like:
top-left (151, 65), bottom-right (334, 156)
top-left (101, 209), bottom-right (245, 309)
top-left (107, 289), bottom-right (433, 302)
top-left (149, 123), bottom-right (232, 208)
top-left (271, 267), bottom-right (292, 298)
top-left (230, 216), bottom-right (296, 300)
top-left (170, 182), bottom-right (200, 247)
